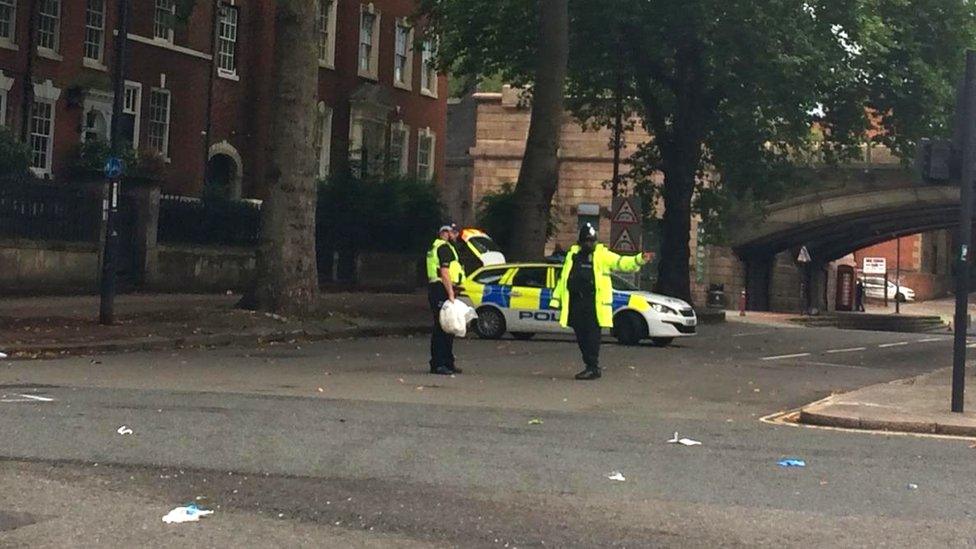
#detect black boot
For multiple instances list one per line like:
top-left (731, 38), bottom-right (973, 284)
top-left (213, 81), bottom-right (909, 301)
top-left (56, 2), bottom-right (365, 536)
top-left (575, 368), bottom-right (601, 380)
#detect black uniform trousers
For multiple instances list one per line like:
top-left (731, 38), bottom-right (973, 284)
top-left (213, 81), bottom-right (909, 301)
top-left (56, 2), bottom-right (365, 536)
top-left (569, 291), bottom-right (601, 371)
top-left (428, 282), bottom-right (455, 371)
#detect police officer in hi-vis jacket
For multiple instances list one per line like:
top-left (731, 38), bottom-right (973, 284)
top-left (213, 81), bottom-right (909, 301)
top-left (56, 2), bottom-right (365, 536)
top-left (551, 224), bottom-right (653, 380)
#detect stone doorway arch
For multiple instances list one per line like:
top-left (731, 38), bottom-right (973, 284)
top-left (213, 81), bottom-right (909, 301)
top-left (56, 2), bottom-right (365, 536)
top-left (206, 141), bottom-right (243, 199)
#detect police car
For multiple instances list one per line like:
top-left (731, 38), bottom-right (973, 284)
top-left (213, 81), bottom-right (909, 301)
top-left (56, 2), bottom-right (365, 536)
top-left (459, 262), bottom-right (697, 346)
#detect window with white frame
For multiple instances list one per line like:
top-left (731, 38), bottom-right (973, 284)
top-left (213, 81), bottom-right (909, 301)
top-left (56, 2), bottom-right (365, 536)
top-left (84, 0), bottom-right (105, 63)
top-left (349, 109), bottom-right (386, 179)
top-left (420, 40), bottom-right (438, 97)
top-left (394, 20), bottom-right (413, 89)
top-left (358, 5), bottom-right (379, 79)
top-left (316, 0), bottom-right (336, 67)
top-left (314, 103), bottom-right (333, 179)
top-left (29, 100), bottom-right (55, 174)
top-left (0, 0), bottom-right (16, 43)
top-left (0, 71), bottom-right (11, 127)
top-left (217, 5), bottom-right (238, 76)
top-left (154, 0), bottom-right (175, 42)
top-left (389, 122), bottom-right (409, 176)
top-left (417, 128), bottom-right (435, 181)
top-left (121, 82), bottom-right (142, 148)
top-left (147, 88), bottom-right (171, 157)
top-left (37, 0), bottom-right (60, 53)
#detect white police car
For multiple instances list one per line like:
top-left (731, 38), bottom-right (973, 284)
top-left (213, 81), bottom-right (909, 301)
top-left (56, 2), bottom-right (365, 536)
top-left (459, 262), bottom-right (697, 346)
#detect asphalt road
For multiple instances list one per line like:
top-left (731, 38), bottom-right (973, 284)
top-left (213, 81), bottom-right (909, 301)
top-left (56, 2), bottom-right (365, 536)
top-left (1, 319), bottom-right (975, 548)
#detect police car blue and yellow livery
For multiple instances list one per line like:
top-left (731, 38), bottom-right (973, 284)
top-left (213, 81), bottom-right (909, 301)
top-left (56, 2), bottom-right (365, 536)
top-left (459, 262), bottom-right (697, 346)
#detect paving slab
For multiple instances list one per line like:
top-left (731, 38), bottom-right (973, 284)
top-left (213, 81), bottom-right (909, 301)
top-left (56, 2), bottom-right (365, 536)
top-left (799, 366), bottom-right (976, 436)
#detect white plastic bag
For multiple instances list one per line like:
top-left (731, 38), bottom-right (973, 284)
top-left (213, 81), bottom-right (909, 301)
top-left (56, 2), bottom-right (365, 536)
top-left (439, 300), bottom-right (477, 337)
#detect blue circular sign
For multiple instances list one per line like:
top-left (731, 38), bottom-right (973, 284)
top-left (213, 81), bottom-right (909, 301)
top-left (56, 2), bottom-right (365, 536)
top-left (104, 156), bottom-right (124, 179)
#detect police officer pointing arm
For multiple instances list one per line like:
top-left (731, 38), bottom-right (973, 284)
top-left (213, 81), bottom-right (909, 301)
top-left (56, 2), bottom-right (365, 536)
top-left (551, 224), bottom-right (652, 380)
top-left (426, 223), bottom-right (465, 375)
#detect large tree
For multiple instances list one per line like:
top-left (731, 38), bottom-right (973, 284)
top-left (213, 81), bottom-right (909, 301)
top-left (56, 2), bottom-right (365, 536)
top-left (424, 0), bottom-right (975, 301)
top-left (252, 1), bottom-right (320, 315)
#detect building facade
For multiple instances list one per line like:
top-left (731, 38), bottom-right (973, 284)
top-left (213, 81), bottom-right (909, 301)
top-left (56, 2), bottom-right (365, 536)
top-left (0, 0), bottom-right (447, 198)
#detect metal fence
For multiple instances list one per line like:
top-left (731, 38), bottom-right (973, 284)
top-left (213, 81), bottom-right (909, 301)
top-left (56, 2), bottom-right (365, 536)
top-left (0, 176), bottom-right (101, 242)
top-left (157, 194), bottom-right (262, 247)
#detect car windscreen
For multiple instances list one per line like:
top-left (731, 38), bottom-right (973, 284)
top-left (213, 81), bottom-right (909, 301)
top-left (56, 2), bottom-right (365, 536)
top-left (468, 236), bottom-right (501, 254)
top-left (611, 274), bottom-right (638, 291)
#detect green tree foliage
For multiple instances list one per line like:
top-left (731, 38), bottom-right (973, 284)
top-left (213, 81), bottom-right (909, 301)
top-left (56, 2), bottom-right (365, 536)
top-left (317, 174), bottom-right (444, 256)
top-left (422, 0), bottom-right (976, 300)
top-left (476, 183), bottom-right (557, 252)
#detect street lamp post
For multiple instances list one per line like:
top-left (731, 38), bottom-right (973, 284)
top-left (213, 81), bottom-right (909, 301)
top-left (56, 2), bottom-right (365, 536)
top-left (99, 0), bottom-right (130, 325)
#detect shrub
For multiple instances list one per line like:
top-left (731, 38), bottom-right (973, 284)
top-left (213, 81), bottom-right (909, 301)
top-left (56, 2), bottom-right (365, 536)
top-left (476, 182), bottom-right (558, 251)
top-left (72, 139), bottom-right (165, 180)
top-left (0, 127), bottom-right (31, 178)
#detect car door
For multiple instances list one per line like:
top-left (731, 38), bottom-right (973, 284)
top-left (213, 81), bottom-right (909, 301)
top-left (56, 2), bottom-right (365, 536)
top-left (508, 266), bottom-right (553, 332)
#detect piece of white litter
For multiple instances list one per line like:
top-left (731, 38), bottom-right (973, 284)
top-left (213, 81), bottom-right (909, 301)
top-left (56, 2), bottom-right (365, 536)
top-left (0, 352), bottom-right (7, 359)
top-left (607, 471), bottom-right (626, 482)
top-left (117, 426), bottom-right (133, 436)
top-left (667, 432), bottom-right (702, 446)
top-left (162, 505), bottom-right (214, 524)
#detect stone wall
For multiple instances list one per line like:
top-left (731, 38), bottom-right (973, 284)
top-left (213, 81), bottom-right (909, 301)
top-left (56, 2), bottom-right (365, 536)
top-left (0, 240), bottom-right (100, 294)
top-left (149, 245), bottom-right (257, 294)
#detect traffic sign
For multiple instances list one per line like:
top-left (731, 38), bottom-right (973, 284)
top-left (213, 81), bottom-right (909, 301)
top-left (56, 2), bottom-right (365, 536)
top-left (797, 246), bottom-right (812, 264)
top-left (104, 156), bottom-right (124, 180)
top-left (611, 197), bottom-right (640, 224)
top-left (863, 257), bottom-right (887, 274)
top-left (610, 225), bottom-right (640, 253)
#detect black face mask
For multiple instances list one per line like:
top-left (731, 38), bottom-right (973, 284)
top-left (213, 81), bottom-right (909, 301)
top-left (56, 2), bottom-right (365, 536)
top-left (580, 240), bottom-right (596, 254)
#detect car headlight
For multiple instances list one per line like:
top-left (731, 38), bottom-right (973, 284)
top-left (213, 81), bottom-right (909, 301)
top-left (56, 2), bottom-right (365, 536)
top-left (650, 303), bottom-right (678, 315)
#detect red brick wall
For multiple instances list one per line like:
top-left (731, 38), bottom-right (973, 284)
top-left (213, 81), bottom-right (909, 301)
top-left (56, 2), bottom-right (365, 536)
top-left (0, 0), bottom-right (447, 198)
top-left (853, 235), bottom-right (920, 272)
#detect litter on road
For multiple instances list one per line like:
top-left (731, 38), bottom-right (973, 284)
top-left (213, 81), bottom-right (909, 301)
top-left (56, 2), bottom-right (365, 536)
top-left (528, 418), bottom-right (544, 425)
top-left (778, 459), bottom-right (806, 468)
top-left (117, 426), bottom-right (133, 435)
top-left (607, 471), bottom-right (626, 482)
top-left (162, 504), bottom-right (214, 524)
top-left (907, 483), bottom-right (919, 490)
top-left (0, 352), bottom-right (7, 359)
top-left (667, 432), bottom-right (702, 446)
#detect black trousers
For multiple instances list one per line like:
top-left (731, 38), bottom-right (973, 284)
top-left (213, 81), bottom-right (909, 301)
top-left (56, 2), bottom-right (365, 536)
top-left (428, 282), bottom-right (455, 371)
top-left (569, 293), bottom-right (601, 371)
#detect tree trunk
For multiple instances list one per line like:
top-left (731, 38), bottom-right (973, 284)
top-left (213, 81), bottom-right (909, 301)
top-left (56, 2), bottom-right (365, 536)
top-left (655, 165), bottom-right (695, 302)
top-left (251, 1), bottom-right (319, 315)
top-left (508, 0), bottom-right (568, 261)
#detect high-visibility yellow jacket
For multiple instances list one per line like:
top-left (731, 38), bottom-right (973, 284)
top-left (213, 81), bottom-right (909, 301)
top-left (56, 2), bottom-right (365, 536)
top-left (551, 243), bottom-right (647, 328)
top-left (426, 238), bottom-right (465, 284)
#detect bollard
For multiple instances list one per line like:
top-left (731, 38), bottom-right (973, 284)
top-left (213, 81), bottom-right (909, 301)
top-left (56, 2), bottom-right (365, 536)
top-left (739, 289), bottom-right (747, 316)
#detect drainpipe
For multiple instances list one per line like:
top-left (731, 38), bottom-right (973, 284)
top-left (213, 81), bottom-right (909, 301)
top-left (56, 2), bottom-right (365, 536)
top-left (202, 0), bottom-right (219, 195)
top-left (19, 0), bottom-right (40, 142)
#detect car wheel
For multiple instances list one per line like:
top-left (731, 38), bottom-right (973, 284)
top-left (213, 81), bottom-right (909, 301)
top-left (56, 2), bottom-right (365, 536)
top-left (650, 337), bottom-right (674, 347)
top-left (613, 312), bottom-right (646, 346)
top-left (511, 332), bottom-right (535, 341)
top-left (475, 307), bottom-right (507, 339)
top-left (895, 292), bottom-right (906, 303)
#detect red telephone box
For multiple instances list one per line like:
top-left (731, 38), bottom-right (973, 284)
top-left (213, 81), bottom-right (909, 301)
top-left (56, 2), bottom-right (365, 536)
top-left (835, 265), bottom-right (856, 312)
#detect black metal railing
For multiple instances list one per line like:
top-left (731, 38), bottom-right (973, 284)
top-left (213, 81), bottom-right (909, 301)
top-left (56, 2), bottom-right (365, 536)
top-left (0, 176), bottom-right (101, 242)
top-left (157, 194), bottom-right (261, 247)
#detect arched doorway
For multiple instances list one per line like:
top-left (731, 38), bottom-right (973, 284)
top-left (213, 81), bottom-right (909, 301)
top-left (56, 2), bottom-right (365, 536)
top-left (205, 154), bottom-right (237, 199)
top-left (205, 141), bottom-right (243, 199)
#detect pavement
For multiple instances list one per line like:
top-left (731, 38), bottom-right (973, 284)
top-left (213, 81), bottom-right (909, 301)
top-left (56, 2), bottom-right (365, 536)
top-left (2, 319), bottom-right (976, 546)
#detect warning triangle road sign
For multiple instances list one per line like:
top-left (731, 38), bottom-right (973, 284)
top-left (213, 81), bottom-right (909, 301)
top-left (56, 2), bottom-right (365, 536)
top-left (797, 246), bottom-right (812, 263)
top-left (613, 200), bottom-right (639, 224)
top-left (612, 228), bottom-right (637, 252)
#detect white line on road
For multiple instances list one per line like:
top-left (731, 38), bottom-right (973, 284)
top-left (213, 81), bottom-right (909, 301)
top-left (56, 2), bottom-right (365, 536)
top-left (825, 347), bottom-right (867, 354)
top-left (0, 393), bottom-right (55, 403)
top-left (967, 343), bottom-right (976, 348)
top-left (878, 342), bottom-right (909, 348)
top-left (761, 353), bottom-right (811, 361)
top-left (917, 337), bottom-right (948, 343)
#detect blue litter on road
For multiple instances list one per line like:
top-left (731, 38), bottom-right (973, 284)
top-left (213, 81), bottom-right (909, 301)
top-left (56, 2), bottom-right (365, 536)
top-left (778, 459), bottom-right (806, 468)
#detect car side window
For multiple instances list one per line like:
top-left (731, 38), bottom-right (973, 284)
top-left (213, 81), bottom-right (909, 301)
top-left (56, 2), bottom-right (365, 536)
top-left (512, 267), bottom-right (547, 288)
top-left (473, 269), bottom-right (506, 285)
top-left (551, 268), bottom-right (562, 289)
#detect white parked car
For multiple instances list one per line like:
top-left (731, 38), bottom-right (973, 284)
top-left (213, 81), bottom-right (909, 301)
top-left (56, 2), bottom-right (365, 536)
top-left (459, 262), bottom-right (697, 346)
top-left (862, 276), bottom-right (915, 302)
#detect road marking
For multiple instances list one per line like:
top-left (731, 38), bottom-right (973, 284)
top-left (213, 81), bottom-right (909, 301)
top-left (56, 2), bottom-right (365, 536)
top-left (825, 347), bottom-right (866, 354)
top-left (0, 393), bottom-right (55, 403)
top-left (878, 342), bottom-right (909, 348)
top-left (968, 343), bottom-right (976, 349)
top-left (917, 337), bottom-right (947, 343)
top-left (761, 353), bottom-right (811, 361)
top-left (800, 361), bottom-right (876, 371)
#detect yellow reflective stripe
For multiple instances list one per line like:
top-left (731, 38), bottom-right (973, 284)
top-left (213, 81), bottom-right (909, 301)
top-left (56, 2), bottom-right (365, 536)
top-left (510, 287), bottom-right (542, 310)
top-left (628, 294), bottom-right (650, 312)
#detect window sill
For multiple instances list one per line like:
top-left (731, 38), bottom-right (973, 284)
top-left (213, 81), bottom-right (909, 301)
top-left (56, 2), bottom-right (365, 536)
top-left (29, 167), bottom-right (51, 178)
top-left (37, 48), bottom-right (63, 62)
top-left (394, 80), bottom-right (412, 92)
top-left (318, 60), bottom-right (335, 70)
top-left (0, 40), bottom-right (18, 52)
top-left (217, 70), bottom-right (240, 82)
top-left (357, 69), bottom-right (379, 82)
top-left (83, 58), bottom-right (108, 72)
top-left (420, 88), bottom-right (438, 99)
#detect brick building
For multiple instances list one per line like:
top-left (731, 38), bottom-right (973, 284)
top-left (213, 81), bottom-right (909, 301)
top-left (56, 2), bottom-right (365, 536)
top-left (0, 0), bottom-right (447, 198)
